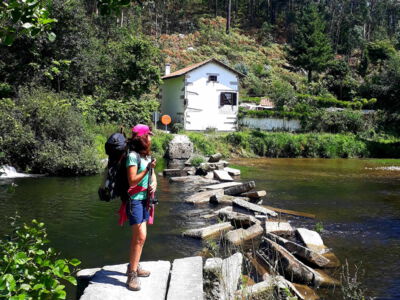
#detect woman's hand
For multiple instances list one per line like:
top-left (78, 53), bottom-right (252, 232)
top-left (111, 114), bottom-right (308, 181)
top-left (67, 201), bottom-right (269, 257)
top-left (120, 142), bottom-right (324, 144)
top-left (149, 158), bottom-right (157, 169)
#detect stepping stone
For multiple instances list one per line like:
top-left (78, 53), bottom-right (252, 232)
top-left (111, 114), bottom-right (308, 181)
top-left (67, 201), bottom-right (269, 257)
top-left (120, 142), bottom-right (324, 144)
top-left (224, 167), bottom-right (241, 176)
top-left (213, 170), bottom-right (233, 182)
top-left (208, 153), bottom-right (222, 162)
top-left (217, 206), bottom-right (259, 227)
top-left (203, 182), bottom-right (242, 190)
top-left (80, 261), bottom-right (171, 300)
top-left (265, 233), bottom-right (330, 268)
top-left (167, 257), bottom-right (203, 300)
top-left (210, 194), bottom-right (238, 205)
top-left (224, 181), bottom-right (256, 196)
top-left (233, 198), bottom-right (277, 217)
top-left (163, 169), bottom-right (186, 177)
top-left (265, 221), bottom-right (293, 235)
top-left (296, 228), bottom-right (326, 254)
top-left (220, 253), bottom-right (243, 300)
top-left (170, 176), bottom-right (218, 185)
top-left (225, 224), bottom-right (264, 246)
top-left (183, 222), bottom-right (233, 239)
top-left (240, 190), bottom-right (267, 199)
top-left (184, 189), bottom-right (224, 204)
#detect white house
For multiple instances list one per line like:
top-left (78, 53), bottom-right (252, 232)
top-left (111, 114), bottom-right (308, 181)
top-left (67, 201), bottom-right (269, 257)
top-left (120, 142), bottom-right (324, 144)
top-left (161, 58), bottom-right (244, 131)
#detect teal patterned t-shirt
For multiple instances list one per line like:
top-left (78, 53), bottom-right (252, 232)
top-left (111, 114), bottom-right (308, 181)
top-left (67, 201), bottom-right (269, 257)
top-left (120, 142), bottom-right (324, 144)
top-left (126, 152), bottom-right (151, 201)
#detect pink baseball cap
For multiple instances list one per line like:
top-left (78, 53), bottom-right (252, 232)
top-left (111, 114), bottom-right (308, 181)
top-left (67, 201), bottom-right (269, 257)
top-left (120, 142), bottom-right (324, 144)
top-left (132, 124), bottom-right (153, 136)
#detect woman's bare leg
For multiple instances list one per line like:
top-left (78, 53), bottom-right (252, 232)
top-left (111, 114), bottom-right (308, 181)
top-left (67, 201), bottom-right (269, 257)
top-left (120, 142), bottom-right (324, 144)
top-left (129, 221), bottom-right (147, 272)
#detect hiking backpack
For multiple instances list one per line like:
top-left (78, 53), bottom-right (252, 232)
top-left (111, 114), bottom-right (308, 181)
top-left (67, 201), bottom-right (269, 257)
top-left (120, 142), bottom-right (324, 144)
top-left (98, 132), bottom-right (140, 202)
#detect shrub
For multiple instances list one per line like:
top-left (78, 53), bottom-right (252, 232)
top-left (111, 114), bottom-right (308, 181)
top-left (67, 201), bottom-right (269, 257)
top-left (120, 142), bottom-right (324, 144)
top-left (0, 88), bottom-right (101, 175)
top-left (190, 156), bottom-right (205, 167)
top-left (0, 215), bottom-right (81, 299)
top-left (187, 132), bottom-right (217, 156)
top-left (151, 131), bottom-right (174, 158)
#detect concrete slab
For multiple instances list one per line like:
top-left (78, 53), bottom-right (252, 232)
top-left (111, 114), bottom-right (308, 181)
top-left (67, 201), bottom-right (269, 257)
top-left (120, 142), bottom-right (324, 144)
top-left (167, 256), bottom-right (203, 300)
top-left (183, 222), bottom-right (233, 239)
top-left (265, 221), bottom-right (293, 235)
top-left (224, 167), bottom-right (241, 176)
top-left (80, 261), bottom-right (171, 300)
top-left (184, 189), bottom-right (224, 204)
top-left (213, 170), bottom-right (233, 182)
top-left (233, 198), bottom-right (278, 217)
top-left (296, 228), bottom-right (326, 254)
top-left (203, 182), bottom-right (242, 190)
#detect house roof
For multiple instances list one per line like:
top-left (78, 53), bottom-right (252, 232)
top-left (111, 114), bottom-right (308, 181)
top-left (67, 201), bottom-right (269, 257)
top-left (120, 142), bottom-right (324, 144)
top-left (162, 58), bottom-right (245, 80)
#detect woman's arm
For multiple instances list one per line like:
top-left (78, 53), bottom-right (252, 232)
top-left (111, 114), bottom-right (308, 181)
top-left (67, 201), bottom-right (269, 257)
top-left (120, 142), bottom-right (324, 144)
top-left (150, 171), bottom-right (157, 193)
top-left (127, 165), bottom-right (148, 187)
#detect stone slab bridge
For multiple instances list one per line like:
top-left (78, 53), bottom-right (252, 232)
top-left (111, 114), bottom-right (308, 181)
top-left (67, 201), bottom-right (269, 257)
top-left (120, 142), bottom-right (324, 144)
top-left (79, 256), bottom-right (203, 300)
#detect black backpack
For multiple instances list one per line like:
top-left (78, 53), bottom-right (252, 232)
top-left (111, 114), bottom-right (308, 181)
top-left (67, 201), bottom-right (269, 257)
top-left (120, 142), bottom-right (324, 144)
top-left (98, 132), bottom-right (141, 202)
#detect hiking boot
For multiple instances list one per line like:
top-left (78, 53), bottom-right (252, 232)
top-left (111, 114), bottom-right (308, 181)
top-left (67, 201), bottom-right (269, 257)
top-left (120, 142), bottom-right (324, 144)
top-left (126, 264), bottom-right (151, 277)
top-left (126, 270), bottom-right (141, 291)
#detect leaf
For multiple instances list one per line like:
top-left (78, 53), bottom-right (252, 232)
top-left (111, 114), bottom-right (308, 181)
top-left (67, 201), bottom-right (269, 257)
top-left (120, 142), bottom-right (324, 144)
top-left (3, 274), bottom-right (16, 292)
top-left (69, 258), bottom-right (81, 267)
top-left (32, 283), bottom-right (44, 290)
top-left (14, 252), bottom-right (28, 264)
top-left (22, 23), bottom-right (33, 29)
top-left (20, 283), bottom-right (31, 291)
top-left (48, 32), bottom-right (56, 42)
top-left (55, 290), bottom-right (66, 300)
top-left (4, 34), bottom-right (16, 46)
top-left (64, 276), bottom-right (77, 285)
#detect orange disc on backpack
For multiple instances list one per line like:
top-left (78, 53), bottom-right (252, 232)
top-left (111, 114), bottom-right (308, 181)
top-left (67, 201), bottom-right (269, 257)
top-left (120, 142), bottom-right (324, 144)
top-left (161, 115), bottom-right (171, 125)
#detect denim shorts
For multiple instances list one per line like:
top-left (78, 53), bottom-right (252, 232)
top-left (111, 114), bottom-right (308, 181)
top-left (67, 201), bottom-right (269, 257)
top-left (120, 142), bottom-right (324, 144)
top-left (126, 199), bottom-right (149, 225)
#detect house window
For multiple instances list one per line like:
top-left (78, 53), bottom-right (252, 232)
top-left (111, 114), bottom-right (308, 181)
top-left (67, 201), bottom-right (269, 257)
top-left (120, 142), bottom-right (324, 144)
top-left (208, 75), bottom-right (218, 82)
top-left (220, 92), bottom-right (237, 106)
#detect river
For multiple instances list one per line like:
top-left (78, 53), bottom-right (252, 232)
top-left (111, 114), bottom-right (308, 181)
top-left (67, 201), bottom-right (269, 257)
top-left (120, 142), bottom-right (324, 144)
top-left (0, 158), bottom-right (399, 299)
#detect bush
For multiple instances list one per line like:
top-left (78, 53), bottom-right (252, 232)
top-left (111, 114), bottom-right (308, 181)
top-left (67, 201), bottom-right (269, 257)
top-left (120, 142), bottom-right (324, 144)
top-left (0, 215), bottom-right (81, 299)
top-left (151, 131), bottom-right (174, 158)
top-left (187, 132), bottom-right (217, 156)
top-left (225, 131), bottom-right (369, 158)
top-left (302, 109), bottom-right (373, 134)
top-left (0, 88), bottom-right (101, 175)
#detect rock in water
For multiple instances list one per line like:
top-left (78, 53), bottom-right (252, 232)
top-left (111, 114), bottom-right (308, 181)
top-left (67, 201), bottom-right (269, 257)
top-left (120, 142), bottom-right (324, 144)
top-left (213, 170), bottom-right (233, 182)
top-left (224, 181), bottom-right (256, 196)
top-left (167, 135), bottom-right (193, 160)
top-left (208, 153), bottom-right (223, 162)
top-left (185, 189), bottom-right (224, 204)
top-left (163, 169), bottom-right (186, 177)
top-left (233, 198), bottom-right (277, 217)
top-left (183, 222), bottom-right (233, 239)
top-left (204, 182), bottom-right (242, 190)
top-left (167, 257), bottom-right (203, 300)
top-left (296, 228), bottom-right (326, 254)
top-left (265, 221), bottom-right (293, 235)
top-left (204, 258), bottom-right (223, 300)
top-left (225, 224), bottom-right (264, 246)
top-left (265, 233), bottom-right (330, 268)
top-left (224, 167), bottom-right (241, 176)
top-left (240, 190), bottom-right (267, 199)
top-left (220, 253), bottom-right (243, 300)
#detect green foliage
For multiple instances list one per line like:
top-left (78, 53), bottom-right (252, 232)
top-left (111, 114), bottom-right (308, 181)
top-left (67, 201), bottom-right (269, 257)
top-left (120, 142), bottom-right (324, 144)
top-left (0, 88), bottom-right (101, 175)
top-left (301, 109), bottom-right (374, 134)
top-left (0, 214), bottom-right (81, 299)
top-left (151, 131), bottom-right (173, 158)
top-left (366, 40), bottom-right (396, 64)
top-left (190, 156), bottom-right (205, 167)
top-left (268, 80), bottom-right (296, 109)
top-left (171, 123), bottom-right (184, 134)
top-left (287, 3), bottom-right (333, 82)
top-left (238, 107), bottom-right (304, 120)
top-left (296, 94), bottom-right (376, 109)
top-left (187, 132), bottom-right (217, 156)
top-left (340, 260), bottom-right (368, 300)
top-left (225, 131), bottom-right (369, 158)
top-left (314, 222), bottom-right (324, 233)
top-left (97, 0), bottom-right (137, 15)
top-left (73, 94), bottom-right (159, 126)
top-left (0, 0), bottom-right (57, 46)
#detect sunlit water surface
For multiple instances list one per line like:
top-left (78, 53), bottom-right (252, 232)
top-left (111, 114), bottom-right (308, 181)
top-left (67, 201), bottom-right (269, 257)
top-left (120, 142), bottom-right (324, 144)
top-left (0, 158), bottom-right (399, 299)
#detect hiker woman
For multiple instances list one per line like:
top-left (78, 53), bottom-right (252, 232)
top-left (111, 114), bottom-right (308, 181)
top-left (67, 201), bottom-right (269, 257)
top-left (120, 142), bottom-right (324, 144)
top-left (125, 124), bottom-right (156, 291)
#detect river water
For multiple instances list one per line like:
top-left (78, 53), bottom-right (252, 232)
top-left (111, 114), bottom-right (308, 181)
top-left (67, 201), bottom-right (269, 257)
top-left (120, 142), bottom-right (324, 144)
top-left (0, 158), bottom-right (399, 299)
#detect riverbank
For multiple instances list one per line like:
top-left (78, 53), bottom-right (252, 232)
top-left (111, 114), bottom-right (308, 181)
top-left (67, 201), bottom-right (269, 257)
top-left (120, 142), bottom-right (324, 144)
top-left (166, 130), bottom-right (400, 160)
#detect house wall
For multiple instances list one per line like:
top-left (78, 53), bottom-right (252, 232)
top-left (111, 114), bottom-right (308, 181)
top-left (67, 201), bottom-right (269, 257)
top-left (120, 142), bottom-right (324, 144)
top-left (241, 117), bottom-right (301, 132)
top-left (184, 62), bottom-right (239, 131)
top-left (161, 76), bottom-right (185, 123)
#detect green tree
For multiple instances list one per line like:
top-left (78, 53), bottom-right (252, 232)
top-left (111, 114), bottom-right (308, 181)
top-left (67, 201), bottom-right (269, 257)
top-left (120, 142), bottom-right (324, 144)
top-left (287, 3), bottom-right (333, 82)
top-left (0, 0), bottom-right (57, 46)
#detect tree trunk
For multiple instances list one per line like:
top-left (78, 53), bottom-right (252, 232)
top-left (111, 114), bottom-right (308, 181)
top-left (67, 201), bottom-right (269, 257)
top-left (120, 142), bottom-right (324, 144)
top-left (215, 0), bottom-right (218, 17)
top-left (226, 0), bottom-right (231, 34)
